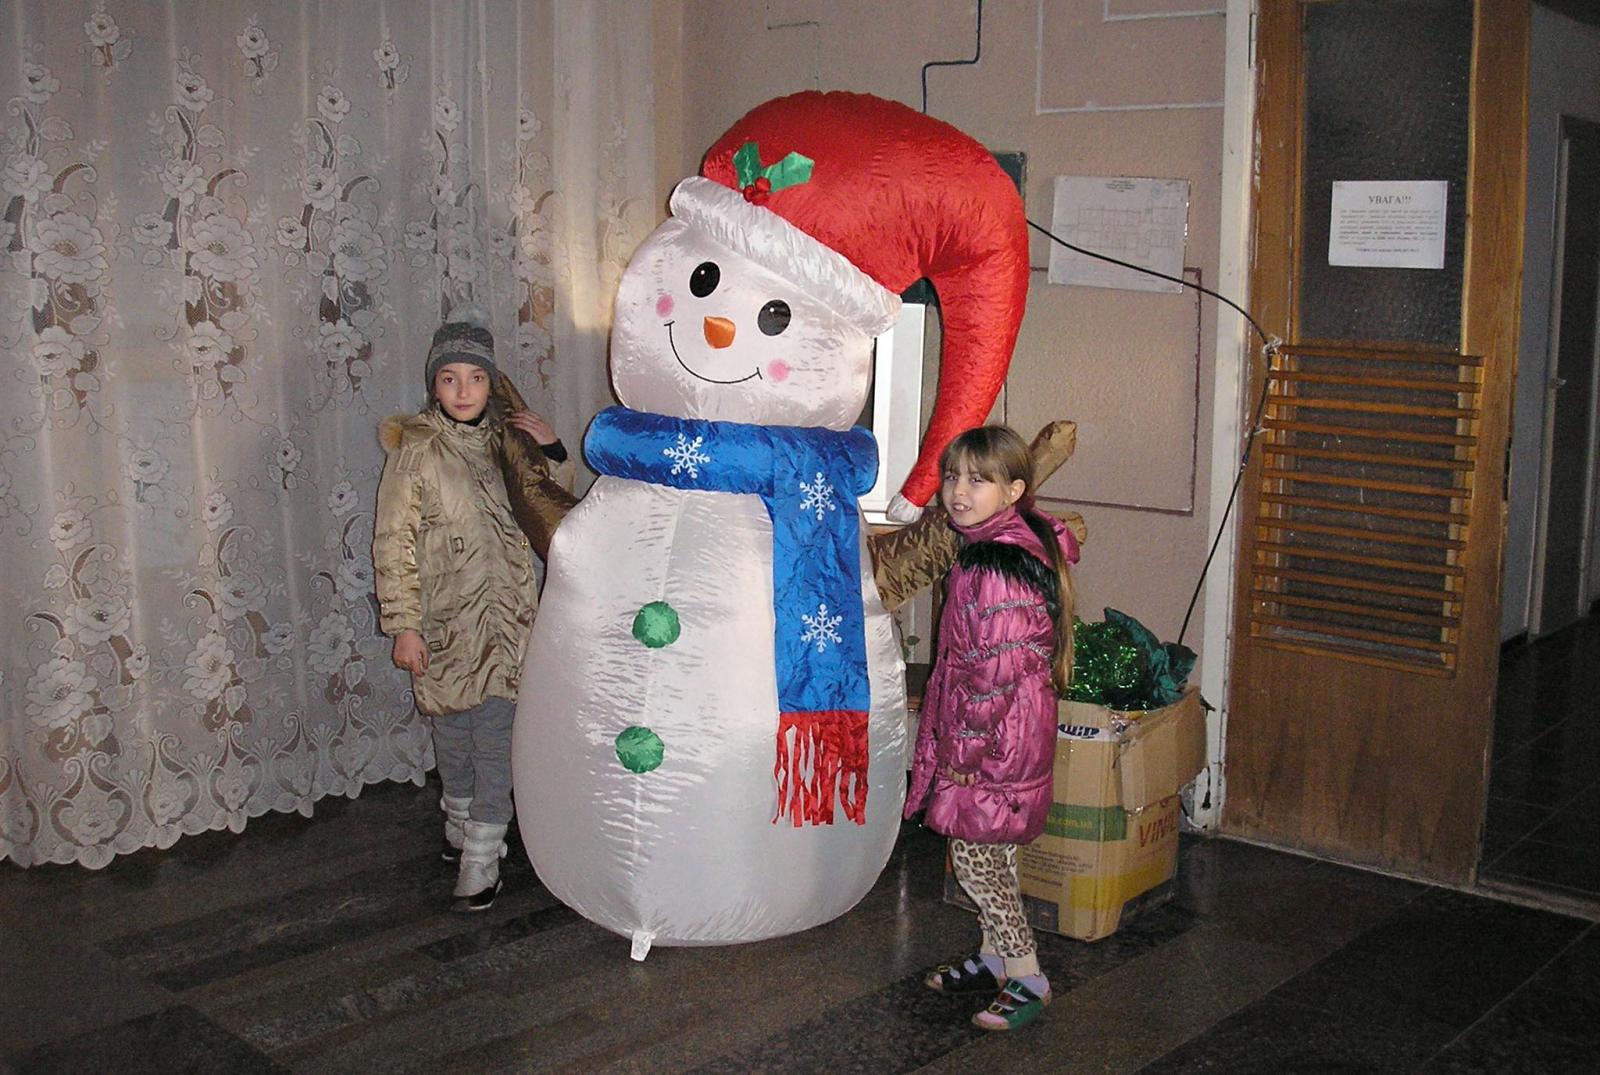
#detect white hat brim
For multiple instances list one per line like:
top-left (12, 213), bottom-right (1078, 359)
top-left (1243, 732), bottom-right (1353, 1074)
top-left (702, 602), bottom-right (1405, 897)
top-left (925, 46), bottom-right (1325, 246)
top-left (669, 177), bottom-right (901, 337)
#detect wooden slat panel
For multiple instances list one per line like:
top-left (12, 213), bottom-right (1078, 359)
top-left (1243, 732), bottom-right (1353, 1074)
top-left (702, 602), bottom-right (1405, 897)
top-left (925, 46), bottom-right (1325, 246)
top-left (1263, 444), bottom-right (1473, 471)
top-left (1249, 339), bottom-right (1482, 669)
top-left (1255, 565), bottom-right (1463, 603)
top-left (1267, 395), bottom-right (1480, 420)
top-left (1257, 517), bottom-right (1467, 551)
top-left (1260, 492), bottom-right (1470, 525)
top-left (1247, 636), bottom-right (1457, 678)
top-left (1255, 541), bottom-right (1466, 576)
top-left (1275, 370), bottom-right (1483, 394)
top-left (1263, 418), bottom-right (1477, 446)
top-left (1251, 614), bottom-right (1456, 654)
top-left (1260, 468), bottom-right (1470, 498)
top-left (1251, 590), bottom-right (1461, 627)
top-left (1280, 343), bottom-right (1485, 366)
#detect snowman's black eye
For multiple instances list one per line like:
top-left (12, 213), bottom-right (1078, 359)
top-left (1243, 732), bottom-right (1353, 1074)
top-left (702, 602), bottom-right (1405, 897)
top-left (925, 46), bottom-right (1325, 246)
top-left (757, 300), bottom-right (791, 336)
top-left (689, 262), bottom-right (720, 298)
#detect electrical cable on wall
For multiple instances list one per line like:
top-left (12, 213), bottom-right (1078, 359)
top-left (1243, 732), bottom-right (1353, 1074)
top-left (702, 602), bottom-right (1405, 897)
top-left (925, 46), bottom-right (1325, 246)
top-left (1024, 219), bottom-right (1280, 649)
top-left (919, 0), bottom-right (1275, 651)
top-left (921, 0), bottom-right (984, 115)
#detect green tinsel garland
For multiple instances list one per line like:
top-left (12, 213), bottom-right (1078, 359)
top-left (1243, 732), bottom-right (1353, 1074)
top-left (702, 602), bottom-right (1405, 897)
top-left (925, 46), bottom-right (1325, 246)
top-left (1063, 608), bottom-right (1196, 711)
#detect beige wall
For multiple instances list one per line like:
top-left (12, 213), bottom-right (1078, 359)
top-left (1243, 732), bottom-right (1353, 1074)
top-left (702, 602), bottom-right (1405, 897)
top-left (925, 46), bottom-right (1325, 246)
top-left (658, 0), bottom-right (1231, 662)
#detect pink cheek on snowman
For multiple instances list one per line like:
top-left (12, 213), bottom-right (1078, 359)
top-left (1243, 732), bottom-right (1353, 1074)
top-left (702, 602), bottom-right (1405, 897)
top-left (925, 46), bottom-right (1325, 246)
top-left (766, 360), bottom-right (791, 382)
top-left (655, 294), bottom-right (674, 319)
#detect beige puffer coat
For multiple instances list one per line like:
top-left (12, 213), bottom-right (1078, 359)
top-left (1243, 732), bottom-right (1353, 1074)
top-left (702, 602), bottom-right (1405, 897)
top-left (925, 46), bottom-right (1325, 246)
top-left (374, 407), bottom-right (537, 717)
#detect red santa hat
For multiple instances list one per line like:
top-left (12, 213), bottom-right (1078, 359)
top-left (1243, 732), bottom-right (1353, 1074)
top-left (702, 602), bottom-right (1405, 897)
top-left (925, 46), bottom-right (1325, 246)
top-left (693, 90), bottom-right (1030, 516)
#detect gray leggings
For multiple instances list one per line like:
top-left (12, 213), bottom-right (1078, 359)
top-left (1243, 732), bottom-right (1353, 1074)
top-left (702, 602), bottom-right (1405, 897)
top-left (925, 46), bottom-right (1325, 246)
top-left (431, 696), bottom-right (516, 824)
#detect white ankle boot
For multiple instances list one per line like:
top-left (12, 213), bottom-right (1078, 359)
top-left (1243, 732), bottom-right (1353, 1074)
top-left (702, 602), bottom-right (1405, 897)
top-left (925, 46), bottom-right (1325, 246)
top-left (440, 795), bottom-right (471, 863)
top-left (453, 819), bottom-right (507, 911)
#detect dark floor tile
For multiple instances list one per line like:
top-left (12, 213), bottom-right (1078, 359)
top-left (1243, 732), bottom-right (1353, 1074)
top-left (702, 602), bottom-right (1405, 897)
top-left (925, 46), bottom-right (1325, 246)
top-left (1416, 983), bottom-right (1600, 1073)
top-left (1487, 762), bottom-right (1591, 810)
top-left (1527, 925), bottom-right (1600, 999)
top-left (1170, 837), bottom-right (1316, 920)
top-left (6, 1005), bottom-right (290, 1075)
top-left (1174, 839), bottom-right (1420, 957)
top-left (1494, 669), bottom-right (1587, 725)
top-left (1480, 797), bottom-right (1554, 860)
top-left (98, 848), bottom-right (495, 989)
top-left (688, 971), bottom-right (986, 1074)
top-left (1036, 902), bottom-right (1199, 990)
top-left (1524, 802), bottom-right (1600, 852)
top-left (1493, 736), bottom-right (1600, 784)
top-left (1491, 699), bottom-right (1572, 752)
top-left (0, 780), bottom-right (444, 937)
top-left (233, 918), bottom-right (617, 1059)
top-left (1540, 792), bottom-right (1600, 822)
top-left (917, 926), bottom-right (1322, 1075)
top-left (1267, 886), bottom-right (1586, 1031)
top-left (1482, 838), bottom-right (1600, 899)
top-left (415, 899), bottom-right (580, 962)
top-left (1137, 992), bottom-right (1456, 1074)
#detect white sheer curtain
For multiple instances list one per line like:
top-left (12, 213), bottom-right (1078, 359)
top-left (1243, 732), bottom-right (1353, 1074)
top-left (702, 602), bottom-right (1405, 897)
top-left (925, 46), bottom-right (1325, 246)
top-left (0, 1), bottom-right (654, 867)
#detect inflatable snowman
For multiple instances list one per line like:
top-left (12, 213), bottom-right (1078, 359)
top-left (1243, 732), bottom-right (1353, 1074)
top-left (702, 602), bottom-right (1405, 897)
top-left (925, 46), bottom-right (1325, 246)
top-left (511, 92), bottom-right (1029, 956)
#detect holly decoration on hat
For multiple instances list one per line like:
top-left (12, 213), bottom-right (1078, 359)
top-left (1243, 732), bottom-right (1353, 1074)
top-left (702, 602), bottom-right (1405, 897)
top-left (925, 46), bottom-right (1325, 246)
top-left (733, 141), bottom-right (814, 203)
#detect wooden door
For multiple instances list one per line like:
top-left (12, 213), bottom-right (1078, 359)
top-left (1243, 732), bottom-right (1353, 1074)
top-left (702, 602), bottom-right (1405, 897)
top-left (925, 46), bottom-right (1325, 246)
top-left (1223, 1), bottom-right (1528, 883)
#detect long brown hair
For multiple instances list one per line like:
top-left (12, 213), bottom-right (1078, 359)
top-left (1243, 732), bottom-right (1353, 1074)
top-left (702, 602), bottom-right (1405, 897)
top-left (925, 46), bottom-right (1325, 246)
top-left (942, 425), bottom-right (1075, 693)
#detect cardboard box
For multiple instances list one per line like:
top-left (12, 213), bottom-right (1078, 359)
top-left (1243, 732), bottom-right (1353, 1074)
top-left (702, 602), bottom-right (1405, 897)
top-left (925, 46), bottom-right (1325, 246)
top-left (944, 688), bottom-right (1206, 941)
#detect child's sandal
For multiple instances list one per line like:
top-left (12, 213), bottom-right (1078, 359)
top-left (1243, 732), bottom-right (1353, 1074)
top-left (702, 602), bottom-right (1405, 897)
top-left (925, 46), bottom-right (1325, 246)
top-left (971, 979), bottom-right (1051, 1031)
top-left (923, 955), bottom-right (1003, 995)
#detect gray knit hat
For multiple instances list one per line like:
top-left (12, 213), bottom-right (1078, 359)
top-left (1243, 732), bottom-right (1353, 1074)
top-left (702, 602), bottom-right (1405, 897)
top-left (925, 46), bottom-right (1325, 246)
top-left (425, 305), bottom-right (498, 388)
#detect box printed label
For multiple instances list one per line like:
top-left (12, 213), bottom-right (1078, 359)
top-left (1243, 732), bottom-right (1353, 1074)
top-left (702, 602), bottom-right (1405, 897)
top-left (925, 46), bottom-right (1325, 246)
top-left (1042, 801), bottom-right (1127, 842)
top-left (1137, 807), bottom-right (1178, 849)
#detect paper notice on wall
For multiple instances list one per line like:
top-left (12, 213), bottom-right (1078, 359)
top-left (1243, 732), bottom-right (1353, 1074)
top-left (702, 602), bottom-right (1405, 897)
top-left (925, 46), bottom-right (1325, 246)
top-left (1328, 180), bottom-right (1448, 269)
top-left (1048, 176), bottom-right (1189, 293)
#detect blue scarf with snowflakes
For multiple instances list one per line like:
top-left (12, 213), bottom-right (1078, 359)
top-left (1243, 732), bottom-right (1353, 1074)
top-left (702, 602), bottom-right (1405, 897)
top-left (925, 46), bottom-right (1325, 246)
top-left (585, 405), bottom-right (878, 826)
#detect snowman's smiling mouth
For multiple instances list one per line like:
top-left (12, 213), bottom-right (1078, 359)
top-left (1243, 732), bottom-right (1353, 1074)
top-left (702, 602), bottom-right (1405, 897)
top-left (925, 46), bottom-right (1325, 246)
top-left (665, 321), bottom-right (762, 385)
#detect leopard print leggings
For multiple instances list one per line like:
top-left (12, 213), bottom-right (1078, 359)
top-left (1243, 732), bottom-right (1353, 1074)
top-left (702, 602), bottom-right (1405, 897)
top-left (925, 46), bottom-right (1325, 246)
top-left (949, 838), bottom-right (1041, 978)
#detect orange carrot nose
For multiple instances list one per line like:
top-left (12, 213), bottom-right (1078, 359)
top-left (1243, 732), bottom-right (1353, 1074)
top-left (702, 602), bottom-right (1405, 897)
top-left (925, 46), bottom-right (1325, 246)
top-left (703, 316), bottom-right (736, 349)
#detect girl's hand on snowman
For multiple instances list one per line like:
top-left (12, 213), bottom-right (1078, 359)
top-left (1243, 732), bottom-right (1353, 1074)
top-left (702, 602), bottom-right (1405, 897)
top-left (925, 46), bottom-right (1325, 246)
top-left (393, 630), bottom-right (429, 676)
top-left (506, 409), bottom-right (557, 446)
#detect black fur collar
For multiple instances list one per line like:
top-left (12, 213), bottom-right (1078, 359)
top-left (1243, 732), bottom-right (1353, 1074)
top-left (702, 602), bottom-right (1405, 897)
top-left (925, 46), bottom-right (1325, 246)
top-left (957, 540), bottom-right (1060, 621)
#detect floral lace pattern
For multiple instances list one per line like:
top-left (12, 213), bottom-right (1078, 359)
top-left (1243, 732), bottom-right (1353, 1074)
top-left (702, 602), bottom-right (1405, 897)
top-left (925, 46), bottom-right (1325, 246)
top-left (0, 3), bottom-right (654, 868)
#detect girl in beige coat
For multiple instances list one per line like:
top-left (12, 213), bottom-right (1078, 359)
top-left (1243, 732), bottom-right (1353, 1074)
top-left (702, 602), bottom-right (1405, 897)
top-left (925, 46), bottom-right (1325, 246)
top-left (373, 309), bottom-right (567, 911)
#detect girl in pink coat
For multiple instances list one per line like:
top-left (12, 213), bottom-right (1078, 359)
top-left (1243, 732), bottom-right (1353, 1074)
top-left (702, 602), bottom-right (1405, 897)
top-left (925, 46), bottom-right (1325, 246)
top-left (905, 425), bottom-right (1079, 1031)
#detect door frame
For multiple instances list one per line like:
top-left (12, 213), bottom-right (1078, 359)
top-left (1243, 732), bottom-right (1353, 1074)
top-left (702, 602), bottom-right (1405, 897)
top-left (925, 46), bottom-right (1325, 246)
top-left (1529, 115), bottom-right (1600, 634)
top-left (1193, 0), bottom-right (1260, 833)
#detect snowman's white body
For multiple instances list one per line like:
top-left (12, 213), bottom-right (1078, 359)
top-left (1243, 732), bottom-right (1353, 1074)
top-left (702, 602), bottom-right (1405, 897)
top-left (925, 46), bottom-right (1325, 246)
top-left (517, 483), bottom-right (906, 946)
top-left (512, 178), bottom-right (909, 949)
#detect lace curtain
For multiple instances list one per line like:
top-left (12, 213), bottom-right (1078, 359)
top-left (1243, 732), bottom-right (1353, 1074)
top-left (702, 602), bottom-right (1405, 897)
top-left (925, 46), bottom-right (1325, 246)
top-left (0, 1), bottom-right (655, 867)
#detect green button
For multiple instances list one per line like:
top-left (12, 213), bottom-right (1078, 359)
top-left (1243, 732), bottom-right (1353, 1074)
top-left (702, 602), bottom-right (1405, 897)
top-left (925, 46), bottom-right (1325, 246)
top-left (632, 601), bottom-right (681, 648)
top-left (615, 725), bottom-right (664, 774)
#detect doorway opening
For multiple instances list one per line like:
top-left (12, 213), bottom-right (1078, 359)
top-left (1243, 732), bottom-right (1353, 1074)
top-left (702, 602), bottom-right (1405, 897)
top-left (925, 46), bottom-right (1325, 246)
top-left (1480, 115), bottom-right (1600, 911)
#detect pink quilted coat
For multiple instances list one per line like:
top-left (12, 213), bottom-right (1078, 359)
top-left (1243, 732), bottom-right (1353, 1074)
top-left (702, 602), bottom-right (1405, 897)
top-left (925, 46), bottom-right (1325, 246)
top-left (904, 505), bottom-right (1078, 844)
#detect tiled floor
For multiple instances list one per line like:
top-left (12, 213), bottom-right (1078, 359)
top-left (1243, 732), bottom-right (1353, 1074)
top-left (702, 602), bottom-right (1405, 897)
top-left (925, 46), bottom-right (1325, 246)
top-left (1481, 613), bottom-right (1600, 907)
top-left (3, 777), bottom-right (1597, 1073)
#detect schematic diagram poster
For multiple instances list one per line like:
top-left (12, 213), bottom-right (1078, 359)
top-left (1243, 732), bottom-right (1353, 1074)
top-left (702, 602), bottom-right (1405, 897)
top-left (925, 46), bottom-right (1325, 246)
top-left (1048, 176), bottom-right (1190, 293)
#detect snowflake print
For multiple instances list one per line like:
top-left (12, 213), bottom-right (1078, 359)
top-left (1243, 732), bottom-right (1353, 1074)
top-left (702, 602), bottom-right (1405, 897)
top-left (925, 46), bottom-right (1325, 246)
top-left (800, 603), bottom-right (844, 654)
top-left (799, 472), bottom-right (836, 521)
top-left (662, 433), bottom-right (710, 479)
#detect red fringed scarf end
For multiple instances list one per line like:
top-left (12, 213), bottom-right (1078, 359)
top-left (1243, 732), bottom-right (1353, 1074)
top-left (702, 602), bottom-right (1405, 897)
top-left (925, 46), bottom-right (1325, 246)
top-left (773, 709), bottom-right (869, 826)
